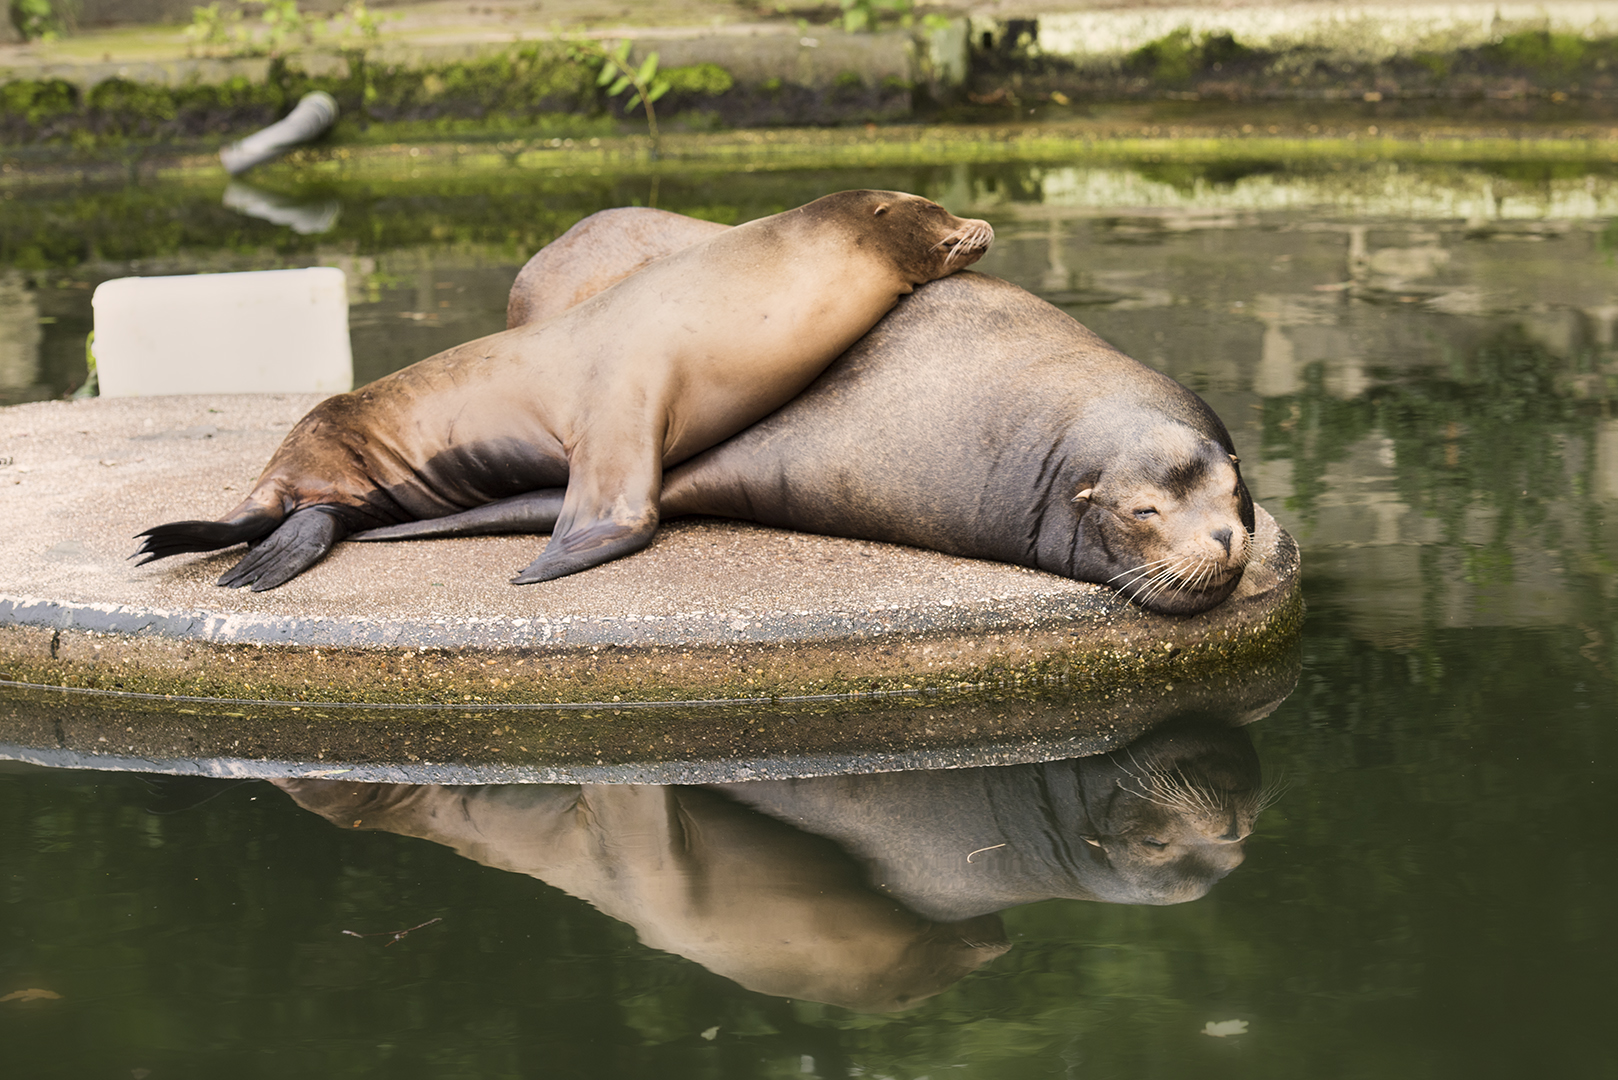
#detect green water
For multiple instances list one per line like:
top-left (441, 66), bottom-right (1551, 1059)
top-left (2, 153), bottom-right (1616, 1077)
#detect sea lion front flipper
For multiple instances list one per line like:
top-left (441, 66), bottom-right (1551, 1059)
top-left (217, 507), bottom-right (347, 592)
top-left (350, 490), bottom-right (566, 542)
top-left (509, 513), bottom-right (659, 584)
top-left (510, 446), bottom-right (660, 585)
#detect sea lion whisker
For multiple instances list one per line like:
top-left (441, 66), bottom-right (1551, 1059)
top-left (1132, 571), bottom-right (1181, 608)
top-left (1108, 558), bottom-right (1178, 585)
top-left (933, 222), bottom-right (995, 266)
top-left (1118, 751), bottom-right (1198, 812)
top-left (1136, 561), bottom-right (1193, 605)
top-left (1252, 772), bottom-right (1290, 816)
top-left (1124, 759), bottom-right (1235, 820)
top-left (1145, 761), bottom-right (1218, 815)
top-left (1115, 773), bottom-right (1181, 811)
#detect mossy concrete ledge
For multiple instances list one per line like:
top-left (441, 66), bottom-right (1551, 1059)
top-left (0, 395), bottom-right (1302, 707)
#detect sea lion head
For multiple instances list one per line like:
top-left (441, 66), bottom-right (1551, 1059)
top-left (1073, 719), bottom-right (1276, 905)
top-left (1071, 420), bottom-right (1256, 615)
top-left (801, 189), bottom-right (994, 284)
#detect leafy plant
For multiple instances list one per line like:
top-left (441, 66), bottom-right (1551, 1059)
top-left (835, 0), bottom-right (951, 33)
top-left (574, 39), bottom-right (671, 157)
top-left (1483, 29), bottom-right (1593, 75)
top-left (9, 0), bottom-right (72, 41)
top-left (184, 0), bottom-right (384, 58)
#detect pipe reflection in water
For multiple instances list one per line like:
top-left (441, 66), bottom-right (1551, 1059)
top-left (273, 716), bottom-right (1272, 1013)
top-left (222, 180), bottom-right (341, 235)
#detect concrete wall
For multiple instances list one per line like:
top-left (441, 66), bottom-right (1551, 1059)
top-left (975, 2), bottom-right (1618, 68)
top-left (73, 0), bottom-right (355, 26)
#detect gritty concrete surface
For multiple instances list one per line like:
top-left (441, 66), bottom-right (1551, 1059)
top-left (0, 393), bottom-right (1302, 714)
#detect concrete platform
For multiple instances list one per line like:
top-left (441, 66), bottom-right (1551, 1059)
top-left (0, 652), bottom-right (1299, 783)
top-left (0, 394), bottom-right (1301, 721)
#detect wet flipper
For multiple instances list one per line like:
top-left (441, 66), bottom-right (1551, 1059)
top-left (510, 517), bottom-right (658, 584)
top-left (510, 440), bottom-right (661, 585)
top-left (132, 511), bottom-right (281, 565)
top-left (350, 490), bottom-right (565, 542)
top-left (217, 507), bottom-right (347, 591)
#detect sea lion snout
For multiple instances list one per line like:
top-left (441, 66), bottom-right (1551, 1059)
top-left (1083, 431), bottom-right (1255, 613)
top-left (934, 219), bottom-right (995, 267)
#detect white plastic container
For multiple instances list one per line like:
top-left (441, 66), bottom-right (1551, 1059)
top-left (92, 267), bottom-right (353, 397)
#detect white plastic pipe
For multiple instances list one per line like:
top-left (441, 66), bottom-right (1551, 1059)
top-left (219, 91), bottom-right (339, 176)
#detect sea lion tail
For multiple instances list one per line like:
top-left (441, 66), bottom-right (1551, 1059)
top-left (132, 504), bottom-right (285, 565)
top-left (133, 487), bottom-right (348, 592)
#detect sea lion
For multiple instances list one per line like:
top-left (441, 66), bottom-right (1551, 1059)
top-left (370, 208), bottom-right (1254, 615)
top-left (505, 206), bottom-right (729, 328)
top-left (131, 191), bottom-right (993, 590)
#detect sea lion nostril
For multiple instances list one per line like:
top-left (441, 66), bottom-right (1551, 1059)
top-left (1212, 526), bottom-right (1233, 556)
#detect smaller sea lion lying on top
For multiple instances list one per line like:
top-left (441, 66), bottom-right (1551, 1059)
top-left (131, 191), bottom-right (993, 590)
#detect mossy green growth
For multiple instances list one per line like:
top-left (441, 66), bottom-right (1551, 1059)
top-left (0, 42), bottom-right (605, 149)
top-left (1482, 30), bottom-right (1604, 76)
top-left (660, 63), bottom-right (734, 97)
top-left (1126, 28), bottom-right (1259, 87)
top-left (352, 42), bottom-right (599, 124)
top-left (0, 78), bottom-right (78, 125)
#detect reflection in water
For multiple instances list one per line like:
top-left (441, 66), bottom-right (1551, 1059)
top-left (273, 718), bottom-right (1268, 1012)
top-left (0, 269), bottom-right (43, 402)
top-left (222, 181), bottom-right (341, 235)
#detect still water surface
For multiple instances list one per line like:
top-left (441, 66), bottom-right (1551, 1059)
top-left (2, 154), bottom-right (1615, 1077)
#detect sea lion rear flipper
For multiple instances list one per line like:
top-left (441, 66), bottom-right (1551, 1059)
top-left (350, 490), bottom-right (565, 541)
top-left (217, 507), bottom-right (347, 592)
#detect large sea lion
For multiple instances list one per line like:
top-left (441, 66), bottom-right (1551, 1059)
top-left (131, 191), bottom-right (993, 590)
top-left (366, 208), bottom-right (1254, 615)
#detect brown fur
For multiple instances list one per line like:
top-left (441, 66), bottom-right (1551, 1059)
top-left (133, 191), bottom-right (992, 590)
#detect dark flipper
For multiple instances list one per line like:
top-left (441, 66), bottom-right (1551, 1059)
top-left (510, 517), bottom-right (657, 584)
top-left (217, 507), bottom-right (347, 591)
top-left (349, 490), bottom-right (566, 542)
top-left (132, 512), bottom-right (281, 565)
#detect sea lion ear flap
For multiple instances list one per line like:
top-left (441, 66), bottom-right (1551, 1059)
top-left (1228, 454), bottom-right (1241, 465)
top-left (872, 203), bottom-right (890, 217)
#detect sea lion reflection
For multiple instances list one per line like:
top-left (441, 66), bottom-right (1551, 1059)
top-left (273, 720), bottom-right (1269, 1012)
